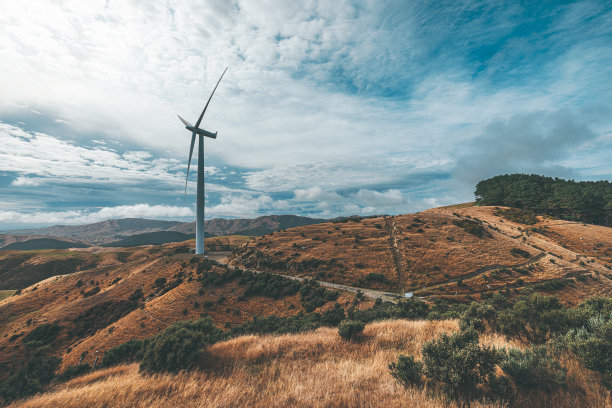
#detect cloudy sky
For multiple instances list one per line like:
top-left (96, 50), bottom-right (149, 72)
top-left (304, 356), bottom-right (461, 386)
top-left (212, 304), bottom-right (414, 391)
top-left (0, 0), bottom-right (610, 228)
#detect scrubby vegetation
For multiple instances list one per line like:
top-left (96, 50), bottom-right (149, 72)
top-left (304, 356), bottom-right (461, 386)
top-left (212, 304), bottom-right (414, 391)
top-left (70, 299), bottom-right (140, 338)
top-left (22, 323), bottom-right (61, 348)
top-left (476, 174), bottom-right (612, 226)
top-left (197, 263), bottom-right (338, 312)
top-left (493, 207), bottom-right (538, 224)
top-left (338, 320), bottom-right (365, 341)
top-left (458, 293), bottom-right (612, 390)
top-left (389, 295), bottom-right (612, 407)
top-left (452, 219), bottom-right (488, 237)
top-left (0, 347), bottom-right (60, 404)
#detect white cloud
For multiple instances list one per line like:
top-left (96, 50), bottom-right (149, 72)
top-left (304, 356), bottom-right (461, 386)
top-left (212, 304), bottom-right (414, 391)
top-left (11, 177), bottom-right (42, 187)
top-left (206, 193), bottom-right (289, 218)
top-left (0, 204), bottom-right (193, 226)
top-left (353, 188), bottom-right (404, 207)
top-left (0, 1), bottom-right (609, 223)
top-left (294, 186), bottom-right (343, 201)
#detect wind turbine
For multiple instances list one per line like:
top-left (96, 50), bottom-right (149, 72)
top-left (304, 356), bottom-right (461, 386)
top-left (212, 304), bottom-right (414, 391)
top-left (179, 67), bottom-right (228, 255)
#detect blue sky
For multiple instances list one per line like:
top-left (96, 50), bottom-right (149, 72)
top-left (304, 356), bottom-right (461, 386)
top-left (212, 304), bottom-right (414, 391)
top-left (0, 0), bottom-right (610, 228)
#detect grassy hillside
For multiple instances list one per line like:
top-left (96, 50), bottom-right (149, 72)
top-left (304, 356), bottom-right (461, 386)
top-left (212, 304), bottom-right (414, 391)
top-left (0, 250), bottom-right (130, 291)
top-left (1, 239), bottom-right (90, 251)
top-left (230, 206), bottom-right (612, 304)
top-left (0, 242), bottom-right (348, 373)
top-left (7, 319), bottom-right (610, 408)
top-left (1, 206), bottom-right (611, 407)
top-left (102, 231), bottom-right (194, 247)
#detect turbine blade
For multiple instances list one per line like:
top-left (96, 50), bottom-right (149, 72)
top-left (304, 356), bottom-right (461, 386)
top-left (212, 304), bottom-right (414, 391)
top-left (178, 114), bottom-right (192, 128)
top-left (194, 67), bottom-right (228, 129)
top-left (184, 132), bottom-right (196, 198)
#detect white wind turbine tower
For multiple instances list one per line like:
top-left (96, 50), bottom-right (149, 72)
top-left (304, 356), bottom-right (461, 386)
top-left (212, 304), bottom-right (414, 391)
top-left (178, 67), bottom-right (228, 255)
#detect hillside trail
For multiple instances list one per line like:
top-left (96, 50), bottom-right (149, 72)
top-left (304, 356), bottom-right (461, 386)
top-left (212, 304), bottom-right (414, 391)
top-left (209, 254), bottom-right (401, 302)
top-left (385, 216), bottom-right (405, 290)
top-left (413, 251), bottom-right (547, 293)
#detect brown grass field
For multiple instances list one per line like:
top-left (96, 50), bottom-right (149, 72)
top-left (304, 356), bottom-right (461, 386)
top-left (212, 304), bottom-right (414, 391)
top-left (230, 205), bottom-right (612, 304)
top-left (1, 205), bottom-right (611, 407)
top-left (8, 319), bottom-right (611, 408)
top-left (0, 239), bottom-right (348, 370)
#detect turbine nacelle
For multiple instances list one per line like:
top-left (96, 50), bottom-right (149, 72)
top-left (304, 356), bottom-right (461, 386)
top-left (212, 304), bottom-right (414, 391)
top-left (189, 126), bottom-right (217, 139)
top-left (177, 115), bottom-right (217, 139)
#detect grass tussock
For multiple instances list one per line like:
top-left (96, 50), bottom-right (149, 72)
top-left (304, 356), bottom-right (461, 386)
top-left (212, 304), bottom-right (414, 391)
top-left (10, 319), bottom-right (611, 408)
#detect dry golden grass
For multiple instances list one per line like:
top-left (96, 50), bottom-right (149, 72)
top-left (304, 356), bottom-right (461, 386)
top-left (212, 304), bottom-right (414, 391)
top-left (10, 319), bottom-right (611, 408)
top-left (231, 206), bottom-right (612, 303)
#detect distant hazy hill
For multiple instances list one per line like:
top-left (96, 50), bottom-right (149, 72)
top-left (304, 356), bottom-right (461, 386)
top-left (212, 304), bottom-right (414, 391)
top-left (1, 238), bottom-right (90, 251)
top-left (201, 215), bottom-right (327, 236)
top-left (102, 231), bottom-right (195, 247)
top-left (1, 215), bottom-right (327, 248)
top-left (5, 218), bottom-right (186, 245)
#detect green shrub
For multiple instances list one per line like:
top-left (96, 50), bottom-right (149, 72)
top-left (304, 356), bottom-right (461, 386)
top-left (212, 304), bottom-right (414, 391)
top-left (56, 363), bottom-right (91, 382)
top-left (562, 312), bottom-right (612, 388)
top-left (493, 207), bottom-right (538, 224)
top-left (389, 354), bottom-right (423, 386)
top-left (495, 293), bottom-right (571, 344)
top-left (459, 302), bottom-right (495, 332)
top-left (500, 346), bottom-right (566, 391)
top-left (338, 320), bottom-right (365, 341)
top-left (101, 339), bottom-right (144, 367)
top-left (452, 219), bottom-right (488, 237)
top-left (320, 304), bottom-right (345, 326)
top-left (421, 328), bottom-right (503, 406)
top-left (140, 317), bottom-right (223, 373)
top-left (0, 347), bottom-right (60, 404)
top-left (510, 247), bottom-right (530, 258)
top-left (364, 272), bottom-right (386, 283)
top-left (23, 323), bottom-right (61, 348)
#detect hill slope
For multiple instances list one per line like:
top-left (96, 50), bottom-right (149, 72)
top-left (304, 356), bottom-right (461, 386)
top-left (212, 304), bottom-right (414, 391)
top-left (0, 241), bottom-right (349, 373)
top-left (7, 320), bottom-right (610, 408)
top-left (230, 205), bottom-right (612, 304)
top-left (1, 205), bottom-right (610, 391)
top-left (102, 231), bottom-right (194, 247)
top-left (1, 238), bottom-right (90, 251)
top-left (2, 215), bottom-right (327, 247)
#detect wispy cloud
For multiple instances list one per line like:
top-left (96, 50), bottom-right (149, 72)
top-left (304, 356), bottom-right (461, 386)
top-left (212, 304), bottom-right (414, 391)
top-left (0, 1), bottom-right (609, 225)
top-left (0, 204), bottom-right (193, 226)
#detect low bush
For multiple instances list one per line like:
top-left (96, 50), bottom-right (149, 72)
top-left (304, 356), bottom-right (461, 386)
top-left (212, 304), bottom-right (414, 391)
top-left (101, 339), bottom-right (144, 367)
top-left (494, 293), bottom-right (573, 344)
top-left (23, 323), bottom-right (61, 348)
top-left (561, 304), bottom-right (612, 388)
top-left (338, 320), bottom-right (365, 341)
top-left (56, 363), bottom-right (91, 382)
top-left (452, 219), bottom-right (488, 237)
top-left (493, 207), bottom-right (538, 224)
top-left (500, 346), bottom-right (566, 392)
top-left (510, 247), bottom-right (530, 258)
top-left (389, 354), bottom-right (423, 387)
top-left (0, 347), bottom-right (60, 404)
top-left (421, 328), bottom-right (506, 406)
top-left (140, 317), bottom-right (223, 373)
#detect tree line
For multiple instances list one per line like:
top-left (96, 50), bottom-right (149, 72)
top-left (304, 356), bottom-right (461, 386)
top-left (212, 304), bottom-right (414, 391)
top-left (474, 174), bottom-right (612, 226)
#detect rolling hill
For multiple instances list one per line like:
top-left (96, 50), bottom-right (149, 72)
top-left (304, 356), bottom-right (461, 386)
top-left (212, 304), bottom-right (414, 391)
top-left (102, 231), bottom-right (195, 247)
top-left (1, 215), bottom-right (327, 248)
top-left (0, 240), bottom-right (351, 374)
top-left (0, 204), bottom-right (611, 407)
top-left (1, 239), bottom-right (90, 251)
top-left (229, 205), bottom-right (612, 304)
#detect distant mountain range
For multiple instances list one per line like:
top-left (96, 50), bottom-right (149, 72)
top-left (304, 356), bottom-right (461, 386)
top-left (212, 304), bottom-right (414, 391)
top-left (0, 215), bottom-right (327, 249)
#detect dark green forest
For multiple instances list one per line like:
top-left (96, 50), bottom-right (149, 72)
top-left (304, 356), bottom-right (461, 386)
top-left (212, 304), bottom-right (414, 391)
top-left (475, 174), bottom-right (612, 226)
